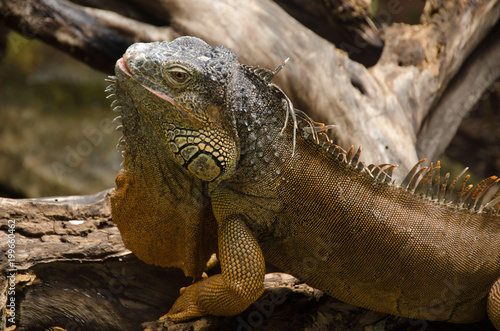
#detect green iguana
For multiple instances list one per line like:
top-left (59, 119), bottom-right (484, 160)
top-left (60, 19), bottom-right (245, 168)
top-left (106, 36), bottom-right (500, 329)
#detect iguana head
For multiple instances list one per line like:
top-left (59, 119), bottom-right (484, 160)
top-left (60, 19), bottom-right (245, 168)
top-left (115, 36), bottom-right (240, 182)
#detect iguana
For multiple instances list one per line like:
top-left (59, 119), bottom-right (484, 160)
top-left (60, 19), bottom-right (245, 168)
top-left (106, 36), bottom-right (500, 329)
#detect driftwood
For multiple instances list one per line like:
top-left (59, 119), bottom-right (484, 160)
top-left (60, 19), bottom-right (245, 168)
top-left (0, 0), bottom-right (499, 330)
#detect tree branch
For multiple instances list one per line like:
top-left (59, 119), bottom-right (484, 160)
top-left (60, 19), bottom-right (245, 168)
top-left (417, 21), bottom-right (500, 161)
top-left (0, 0), bottom-right (177, 72)
top-left (0, 0), bottom-right (498, 171)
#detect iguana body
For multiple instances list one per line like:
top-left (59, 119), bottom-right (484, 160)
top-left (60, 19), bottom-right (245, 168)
top-left (107, 36), bottom-right (500, 328)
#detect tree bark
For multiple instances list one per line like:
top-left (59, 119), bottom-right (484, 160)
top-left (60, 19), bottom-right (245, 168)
top-left (1, 192), bottom-right (496, 330)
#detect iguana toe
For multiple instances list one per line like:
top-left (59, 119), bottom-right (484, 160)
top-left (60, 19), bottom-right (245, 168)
top-left (162, 282), bottom-right (206, 323)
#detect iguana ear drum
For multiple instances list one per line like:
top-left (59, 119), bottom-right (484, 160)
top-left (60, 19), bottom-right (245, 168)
top-left (165, 125), bottom-right (232, 182)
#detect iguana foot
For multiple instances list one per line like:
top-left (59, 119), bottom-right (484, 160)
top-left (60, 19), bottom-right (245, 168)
top-left (162, 272), bottom-right (264, 323)
top-left (161, 281), bottom-right (207, 323)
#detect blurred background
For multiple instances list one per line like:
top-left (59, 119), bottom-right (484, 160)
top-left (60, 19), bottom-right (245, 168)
top-left (0, 0), bottom-right (498, 199)
top-left (0, 31), bottom-right (121, 198)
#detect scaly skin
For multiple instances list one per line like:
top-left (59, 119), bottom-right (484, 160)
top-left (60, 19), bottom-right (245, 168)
top-left (107, 36), bottom-right (500, 328)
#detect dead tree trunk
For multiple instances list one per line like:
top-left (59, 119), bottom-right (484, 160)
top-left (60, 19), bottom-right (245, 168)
top-left (0, 0), bottom-right (499, 330)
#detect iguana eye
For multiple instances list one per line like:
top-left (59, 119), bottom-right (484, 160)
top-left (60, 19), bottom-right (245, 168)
top-left (165, 66), bottom-right (191, 85)
top-left (171, 70), bottom-right (188, 82)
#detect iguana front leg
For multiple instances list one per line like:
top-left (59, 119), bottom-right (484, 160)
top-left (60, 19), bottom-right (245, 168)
top-left (164, 215), bottom-right (265, 322)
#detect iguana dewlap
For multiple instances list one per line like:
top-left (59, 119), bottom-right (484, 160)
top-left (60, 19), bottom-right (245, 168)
top-left (107, 36), bottom-right (500, 328)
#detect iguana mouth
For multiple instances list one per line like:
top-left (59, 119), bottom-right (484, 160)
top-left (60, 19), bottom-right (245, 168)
top-left (117, 57), bottom-right (133, 77)
top-left (141, 85), bottom-right (180, 110)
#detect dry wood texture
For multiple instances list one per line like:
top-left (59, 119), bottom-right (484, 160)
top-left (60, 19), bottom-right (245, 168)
top-left (0, 192), bottom-right (496, 330)
top-left (0, 0), bottom-right (499, 329)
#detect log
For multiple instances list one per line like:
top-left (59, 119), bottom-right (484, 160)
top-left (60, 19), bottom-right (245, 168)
top-left (0, 190), bottom-right (190, 330)
top-left (0, 192), bottom-right (496, 330)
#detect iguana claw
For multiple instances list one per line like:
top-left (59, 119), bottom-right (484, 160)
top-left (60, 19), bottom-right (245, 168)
top-left (161, 281), bottom-right (206, 323)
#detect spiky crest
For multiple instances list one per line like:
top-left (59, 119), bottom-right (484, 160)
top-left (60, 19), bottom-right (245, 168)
top-left (296, 111), bottom-right (500, 216)
top-left (242, 58), bottom-right (289, 84)
top-left (110, 59), bottom-right (500, 216)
